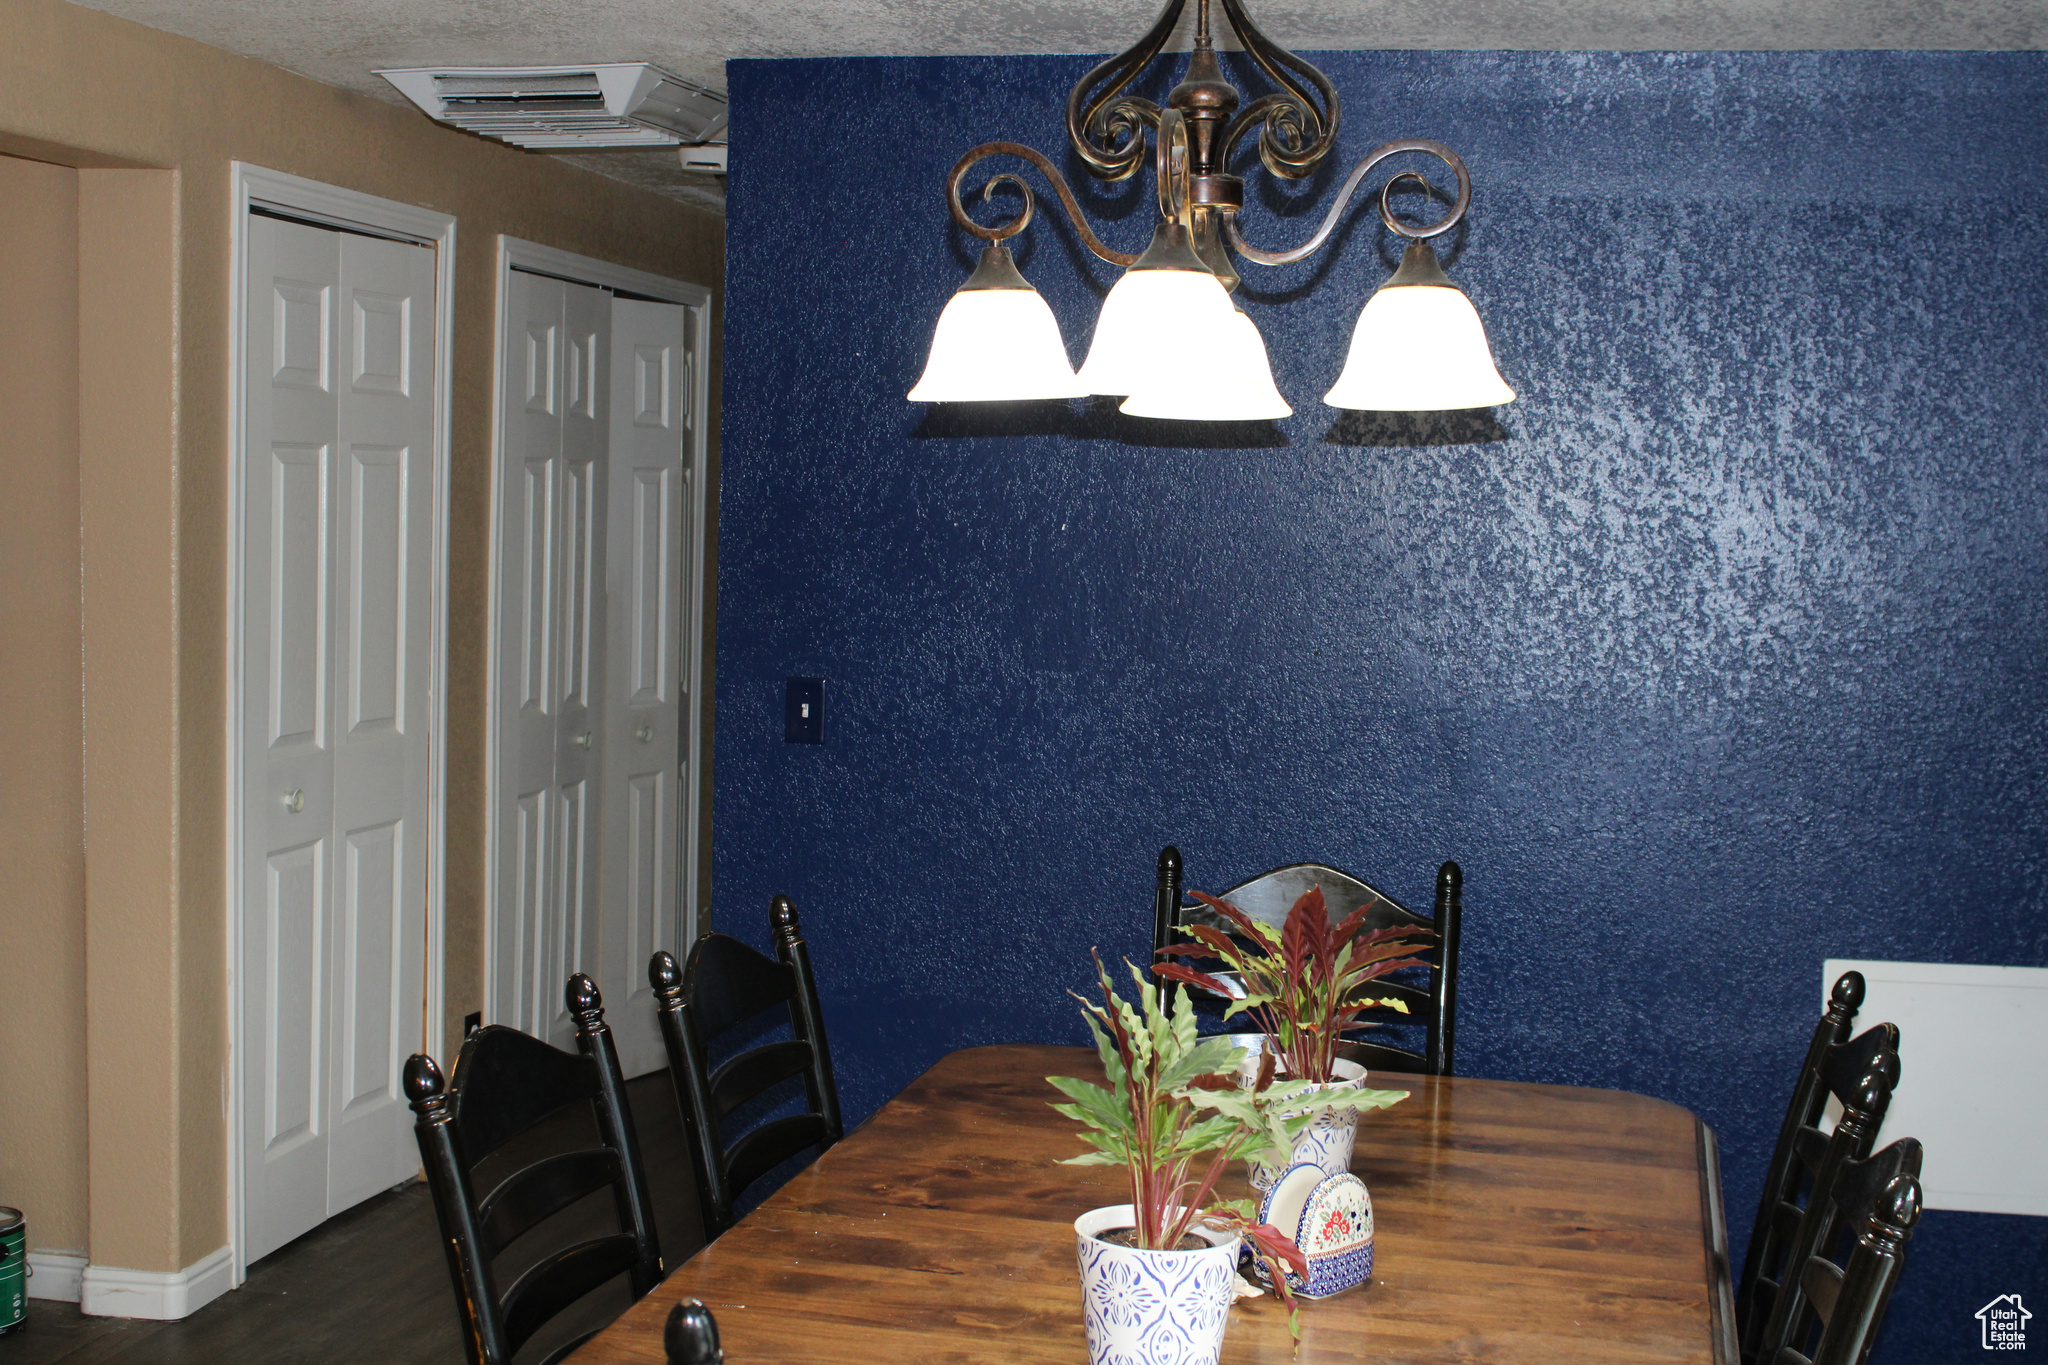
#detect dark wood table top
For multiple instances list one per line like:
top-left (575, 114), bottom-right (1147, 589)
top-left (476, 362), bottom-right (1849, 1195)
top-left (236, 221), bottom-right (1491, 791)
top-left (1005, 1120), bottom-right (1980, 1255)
top-left (574, 1044), bottom-right (1735, 1364)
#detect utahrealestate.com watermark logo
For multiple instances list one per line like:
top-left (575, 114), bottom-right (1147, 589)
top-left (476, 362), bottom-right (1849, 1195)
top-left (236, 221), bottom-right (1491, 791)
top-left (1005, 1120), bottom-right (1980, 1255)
top-left (1979, 1295), bottom-right (2031, 1351)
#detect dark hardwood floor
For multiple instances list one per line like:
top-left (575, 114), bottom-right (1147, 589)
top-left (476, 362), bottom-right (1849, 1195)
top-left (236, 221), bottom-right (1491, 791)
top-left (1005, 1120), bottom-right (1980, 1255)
top-left (1, 1070), bottom-right (705, 1365)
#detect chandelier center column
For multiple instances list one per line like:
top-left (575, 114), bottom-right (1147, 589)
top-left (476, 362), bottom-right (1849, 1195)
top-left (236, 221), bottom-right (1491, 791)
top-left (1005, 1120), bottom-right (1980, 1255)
top-left (1167, 2), bottom-right (1244, 287)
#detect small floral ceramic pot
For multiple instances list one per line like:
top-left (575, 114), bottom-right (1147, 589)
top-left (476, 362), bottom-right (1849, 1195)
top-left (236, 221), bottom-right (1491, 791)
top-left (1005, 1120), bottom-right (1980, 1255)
top-left (1248, 1161), bottom-right (1376, 1299)
top-left (1074, 1204), bottom-right (1242, 1365)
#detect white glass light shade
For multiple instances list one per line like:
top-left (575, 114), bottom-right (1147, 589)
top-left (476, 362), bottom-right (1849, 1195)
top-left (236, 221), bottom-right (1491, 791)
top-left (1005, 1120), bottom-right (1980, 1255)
top-left (906, 287), bottom-right (1086, 402)
top-left (1323, 283), bottom-right (1516, 411)
top-left (1075, 268), bottom-right (1238, 397)
top-left (1120, 308), bottom-right (1292, 421)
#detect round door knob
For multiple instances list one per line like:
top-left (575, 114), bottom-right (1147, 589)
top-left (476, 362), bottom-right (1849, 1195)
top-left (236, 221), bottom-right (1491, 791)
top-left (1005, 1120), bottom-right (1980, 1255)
top-left (635, 722), bottom-right (655, 744)
top-left (575, 732), bottom-right (593, 749)
top-left (282, 789), bottom-right (305, 814)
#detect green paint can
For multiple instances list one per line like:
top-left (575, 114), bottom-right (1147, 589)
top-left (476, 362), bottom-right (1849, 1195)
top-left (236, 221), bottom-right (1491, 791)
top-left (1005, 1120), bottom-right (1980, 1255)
top-left (0, 1207), bottom-right (24, 1335)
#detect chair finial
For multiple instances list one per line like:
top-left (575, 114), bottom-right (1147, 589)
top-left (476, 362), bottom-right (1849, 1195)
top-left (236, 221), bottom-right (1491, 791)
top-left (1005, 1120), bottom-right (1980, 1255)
top-left (1829, 969), bottom-right (1866, 1017)
top-left (1157, 845), bottom-right (1181, 877)
top-left (1437, 860), bottom-right (1462, 898)
top-left (665, 1298), bottom-right (724, 1365)
top-left (1874, 1173), bottom-right (1922, 1235)
top-left (771, 894), bottom-right (802, 947)
top-left (403, 1053), bottom-right (447, 1115)
top-left (567, 972), bottom-right (604, 1025)
top-left (650, 949), bottom-right (683, 995)
top-left (1849, 1049), bottom-right (1900, 1117)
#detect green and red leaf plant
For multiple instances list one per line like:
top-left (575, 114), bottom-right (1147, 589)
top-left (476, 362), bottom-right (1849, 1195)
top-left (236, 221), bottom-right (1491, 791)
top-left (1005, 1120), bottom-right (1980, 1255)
top-left (1154, 884), bottom-right (1437, 1083)
top-left (1048, 954), bottom-right (1406, 1335)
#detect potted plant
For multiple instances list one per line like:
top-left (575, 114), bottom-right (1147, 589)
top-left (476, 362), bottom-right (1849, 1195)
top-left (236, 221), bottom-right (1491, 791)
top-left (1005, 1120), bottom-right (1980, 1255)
top-left (1048, 955), bottom-right (1401, 1363)
top-left (1154, 883), bottom-right (1433, 1188)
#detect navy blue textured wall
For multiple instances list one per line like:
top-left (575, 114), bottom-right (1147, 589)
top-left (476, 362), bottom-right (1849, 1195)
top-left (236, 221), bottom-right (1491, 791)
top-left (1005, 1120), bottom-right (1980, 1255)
top-left (718, 51), bottom-right (2048, 1361)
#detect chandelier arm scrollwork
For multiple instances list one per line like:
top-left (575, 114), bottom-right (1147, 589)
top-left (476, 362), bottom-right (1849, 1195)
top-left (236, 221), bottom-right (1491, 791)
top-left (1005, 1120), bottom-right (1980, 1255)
top-left (946, 142), bottom-right (1142, 267)
top-left (1224, 138), bottom-right (1471, 266)
top-left (1064, 0), bottom-right (1184, 181)
top-left (1213, 0), bottom-right (1341, 178)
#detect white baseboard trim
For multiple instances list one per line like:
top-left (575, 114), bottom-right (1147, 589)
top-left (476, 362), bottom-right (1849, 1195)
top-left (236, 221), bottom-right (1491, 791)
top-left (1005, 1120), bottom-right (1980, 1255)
top-left (81, 1245), bottom-right (234, 1320)
top-left (26, 1252), bottom-right (87, 1303)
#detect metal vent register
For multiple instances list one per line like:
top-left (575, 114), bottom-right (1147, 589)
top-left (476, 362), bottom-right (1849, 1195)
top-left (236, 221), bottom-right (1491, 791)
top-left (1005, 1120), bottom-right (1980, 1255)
top-left (378, 63), bottom-right (728, 155)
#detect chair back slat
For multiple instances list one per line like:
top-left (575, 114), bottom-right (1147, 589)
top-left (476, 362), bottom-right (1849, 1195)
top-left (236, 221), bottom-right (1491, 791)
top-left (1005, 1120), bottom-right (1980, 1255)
top-left (1153, 847), bottom-right (1462, 1077)
top-left (498, 1233), bottom-right (643, 1359)
top-left (1208, 971), bottom-right (1433, 1018)
top-left (710, 1039), bottom-right (814, 1121)
top-left (686, 933), bottom-right (799, 1038)
top-left (723, 1112), bottom-right (836, 1198)
top-left (1818, 1024), bottom-right (1901, 1111)
top-left (405, 974), bottom-right (664, 1365)
top-left (653, 895), bottom-right (844, 1241)
top-left (1800, 1257), bottom-right (1844, 1325)
top-left (475, 1148), bottom-right (622, 1261)
top-left (450, 1026), bottom-right (600, 1162)
top-left (1184, 862), bottom-right (1412, 934)
top-left (1826, 1137), bottom-right (1922, 1230)
top-left (1343, 1038), bottom-right (1437, 1073)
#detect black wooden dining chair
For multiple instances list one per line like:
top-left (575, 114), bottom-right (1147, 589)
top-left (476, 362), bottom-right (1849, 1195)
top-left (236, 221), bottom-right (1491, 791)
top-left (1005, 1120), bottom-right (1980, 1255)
top-left (1736, 970), bottom-right (1869, 1354)
top-left (1152, 845), bottom-right (1462, 1075)
top-left (404, 974), bottom-right (663, 1365)
top-left (651, 894), bottom-right (843, 1241)
top-left (1768, 1142), bottom-right (1924, 1365)
top-left (1737, 1013), bottom-right (1902, 1364)
top-left (1748, 1043), bottom-right (1904, 1365)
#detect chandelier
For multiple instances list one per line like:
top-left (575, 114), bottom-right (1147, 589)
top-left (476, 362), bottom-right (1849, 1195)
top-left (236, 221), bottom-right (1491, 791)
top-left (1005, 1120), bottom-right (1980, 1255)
top-left (908, 0), bottom-right (1517, 422)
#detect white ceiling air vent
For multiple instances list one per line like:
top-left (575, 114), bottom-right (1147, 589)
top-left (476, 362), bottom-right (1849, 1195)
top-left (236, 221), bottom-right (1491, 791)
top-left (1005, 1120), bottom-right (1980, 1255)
top-left (377, 63), bottom-right (728, 150)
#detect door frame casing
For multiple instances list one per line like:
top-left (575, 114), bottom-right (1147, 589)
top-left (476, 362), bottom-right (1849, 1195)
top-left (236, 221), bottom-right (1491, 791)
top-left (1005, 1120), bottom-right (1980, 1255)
top-left (225, 163), bottom-right (456, 1285)
top-left (484, 237), bottom-right (712, 1027)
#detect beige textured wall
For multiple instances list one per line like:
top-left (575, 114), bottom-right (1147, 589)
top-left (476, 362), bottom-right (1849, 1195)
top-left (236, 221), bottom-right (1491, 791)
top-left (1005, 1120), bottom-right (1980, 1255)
top-left (78, 167), bottom-right (186, 1273)
top-left (0, 155), bottom-right (89, 1257)
top-left (0, 0), bottom-right (723, 1272)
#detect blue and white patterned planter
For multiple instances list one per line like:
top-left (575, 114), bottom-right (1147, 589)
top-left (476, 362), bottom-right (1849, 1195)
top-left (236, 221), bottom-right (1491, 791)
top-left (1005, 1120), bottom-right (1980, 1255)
top-left (1074, 1205), bottom-right (1241, 1365)
top-left (1236, 1045), bottom-right (1370, 1192)
top-left (1250, 1162), bottom-right (1376, 1299)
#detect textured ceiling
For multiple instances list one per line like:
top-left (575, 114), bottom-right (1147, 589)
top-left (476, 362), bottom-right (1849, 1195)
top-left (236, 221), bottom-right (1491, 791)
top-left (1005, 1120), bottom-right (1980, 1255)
top-left (68, 0), bottom-right (2048, 211)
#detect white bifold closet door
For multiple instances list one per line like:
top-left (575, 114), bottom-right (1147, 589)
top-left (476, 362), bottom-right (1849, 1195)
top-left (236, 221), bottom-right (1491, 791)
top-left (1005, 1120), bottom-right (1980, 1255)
top-left (493, 273), bottom-right (687, 1072)
top-left (597, 298), bottom-right (689, 1077)
top-left (240, 213), bottom-right (437, 1263)
top-left (493, 271), bottom-right (609, 1049)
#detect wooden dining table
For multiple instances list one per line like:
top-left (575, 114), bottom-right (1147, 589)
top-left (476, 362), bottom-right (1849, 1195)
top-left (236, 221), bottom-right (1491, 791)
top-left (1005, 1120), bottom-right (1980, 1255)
top-left (572, 1043), bottom-right (1738, 1364)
